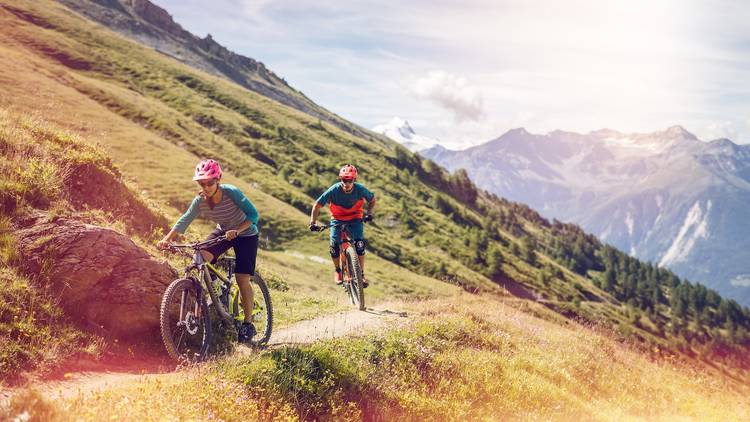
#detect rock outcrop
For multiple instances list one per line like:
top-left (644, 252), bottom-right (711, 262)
top-left (17, 213), bottom-right (176, 339)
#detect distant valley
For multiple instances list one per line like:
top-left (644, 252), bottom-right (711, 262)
top-left (416, 124), bottom-right (750, 305)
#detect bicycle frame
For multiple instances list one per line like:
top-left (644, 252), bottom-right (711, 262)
top-left (162, 236), bottom-right (274, 360)
top-left (326, 220), bottom-right (364, 292)
top-left (171, 238), bottom-right (234, 323)
top-left (337, 228), bottom-right (354, 281)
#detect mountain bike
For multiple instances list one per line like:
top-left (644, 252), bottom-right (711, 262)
top-left (311, 218), bottom-right (367, 311)
top-left (159, 235), bottom-right (273, 362)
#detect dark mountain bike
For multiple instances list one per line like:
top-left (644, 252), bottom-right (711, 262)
top-left (160, 236), bottom-right (272, 362)
top-left (311, 218), bottom-right (367, 311)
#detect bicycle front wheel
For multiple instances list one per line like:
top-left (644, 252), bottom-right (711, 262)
top-left (231, 272), bottom-right (273, 346)
top-left (160, 277), bottom-right (211, 362)
top-left (345, 247), bottom-right (365, 311)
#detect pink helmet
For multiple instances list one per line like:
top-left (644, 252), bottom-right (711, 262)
top-left (193, 159), bottom-right (222, 181)
top-left (339, 164), bottom-right (358, 180)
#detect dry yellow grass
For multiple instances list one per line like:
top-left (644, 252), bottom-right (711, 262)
top-left (5, 296), bottom-right (748, 421)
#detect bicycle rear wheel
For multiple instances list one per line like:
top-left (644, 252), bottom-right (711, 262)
top-left (345, 247), bottom-right (365, 310)
top-left (230, 272), bottom-right (273, 346)
top-left (160, 277), bottom-right (211, 362)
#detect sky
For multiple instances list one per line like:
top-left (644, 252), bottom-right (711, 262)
top-left (153, 0), bottom-right (750, 149)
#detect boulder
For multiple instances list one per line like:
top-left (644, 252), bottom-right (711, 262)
top-left (17, 213), bottom-right (177, 339)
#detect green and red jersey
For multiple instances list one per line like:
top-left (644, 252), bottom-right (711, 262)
top-left (316, 182), bottom-right (375, 221)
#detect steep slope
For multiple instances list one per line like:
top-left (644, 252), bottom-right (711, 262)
top-left (0, 109), bottom-right (172, 381)
top-left (423, 126), bottom-right (750, 305)
top-left (55, 0), bottom-right (380, 139)
top-left (1, 0), bottom-right (749, 378)
top-left (7, 298), bottom-right (750, 421)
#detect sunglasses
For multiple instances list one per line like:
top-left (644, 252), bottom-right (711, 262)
top-left (198, 179), bottom-right (217, 188)
top-left (341, 179), bottom-right (355, 184)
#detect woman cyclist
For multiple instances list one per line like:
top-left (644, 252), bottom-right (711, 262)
top-left (157, 159), bottom-right (259, 342)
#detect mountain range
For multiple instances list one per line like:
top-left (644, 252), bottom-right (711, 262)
top-left (66, 0), bottom-right (750, 308)
top-left (422, 126), bottom-right (750, 305)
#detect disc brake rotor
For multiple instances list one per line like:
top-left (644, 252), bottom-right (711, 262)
top-left (183, 311), bottom-right (199, 335)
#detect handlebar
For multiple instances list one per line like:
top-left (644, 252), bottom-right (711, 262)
top-left (310, 217), bottom-right (370, 232)
top-left (166, 235), bottom-right (228, 251)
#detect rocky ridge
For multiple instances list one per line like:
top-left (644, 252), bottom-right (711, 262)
top-left (56, 0), bottom-right (376, 139)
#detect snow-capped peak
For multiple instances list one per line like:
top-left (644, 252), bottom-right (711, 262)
top-left (663, 125), bottom-right (697, 140)
top-left (593, 125), bottom-right (701, 156)
top-left (372, 117), bottom-right (439, 152)
top-left (373, 117), bottom-right (414, 137)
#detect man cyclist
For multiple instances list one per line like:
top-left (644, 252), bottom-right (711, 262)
top-left (157, 159), bottom-right (259, 343)
top-left (309, 164), bottom-right (376, 287)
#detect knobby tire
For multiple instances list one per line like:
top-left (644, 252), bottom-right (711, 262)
top-left (231, 272), bottom-right (273, 346)
top-left (160, 277), bottom-right (211, 363)
top-left (345, 247), bottom-right (365, 310)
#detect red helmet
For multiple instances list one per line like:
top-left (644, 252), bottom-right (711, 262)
top-left (339, 164), bottom-right (358, 180)
top-left (193, 159), bottom-right (222, 181)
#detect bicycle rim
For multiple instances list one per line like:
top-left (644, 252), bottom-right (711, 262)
top-left (345, 247), bottom-right (365, 310)
top-left (160, 278), bottom-right (211, 362)
top-left (341, 255), bottom-right (355, 306)
top-left (230, 273), bottom-right (273, 346)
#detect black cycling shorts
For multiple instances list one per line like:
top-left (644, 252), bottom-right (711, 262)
top-left (204, 228), bottom-right (258, 275)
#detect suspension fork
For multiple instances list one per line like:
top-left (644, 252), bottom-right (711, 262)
top-left (179, 277), bottom-right (202, 322)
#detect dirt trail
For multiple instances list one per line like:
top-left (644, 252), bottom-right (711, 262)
top-left (1, 304), bottom-right (409, 406)
top-left (267, 306), bottom-right (408, 346)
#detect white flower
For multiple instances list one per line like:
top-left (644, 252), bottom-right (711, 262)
top-left (13, 410), bottom-right (31, 422)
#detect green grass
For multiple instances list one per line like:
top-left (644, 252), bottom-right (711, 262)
top-left (0, 267), bottom-right (102, 383)
top-left (0, 109), bottom-right (173, 382)
top-left (211, 301), bottom-right (750, 421)
top-left (8, 299), bottom-right (750, 421)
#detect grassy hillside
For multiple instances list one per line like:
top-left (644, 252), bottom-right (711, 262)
top-left (1, 0), bottom-right (749, 372)
top-left (3, 1), bottom-right (750, 420)
top-left (5, 298), bottom-right (750, 421)
top-left (0, 108), bottom-right (461, 382)
top-left (0, 109), bottom-right (163, 380)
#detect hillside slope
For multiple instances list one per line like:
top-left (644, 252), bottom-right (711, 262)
top-left (0, 108), bottom-right (172, 381)
top-left (56, 0), bottom-right (379, 140)
top-left (0, 0), bottom-right (749, 379)
top-left (422, 126), bottom-right (750, 306)
top-left (6, 298), bottom-right (750, 421)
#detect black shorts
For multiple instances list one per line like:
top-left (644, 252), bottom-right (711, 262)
top-left (204, 228), bottom-right (258, 275)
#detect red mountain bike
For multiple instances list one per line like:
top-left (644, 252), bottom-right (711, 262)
top-left (311, 218), bottom-right (367, 311)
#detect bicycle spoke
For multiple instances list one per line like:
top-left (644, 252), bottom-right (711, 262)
top-left (161, 278), bottom-right (211, 362)
top-left (179, 290), bottom-right (188, 320)
top-left (173, 325), bottom-right (186, 352)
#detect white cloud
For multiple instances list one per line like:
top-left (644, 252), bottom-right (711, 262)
top-left (408, 71), bottom-right (484, 123)
top-left (707, 121), bottom-right (738, 140)
top-left (239, 0), bottom-right (270, 19)
top-left (154, 0), bottom-right (750, 145)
